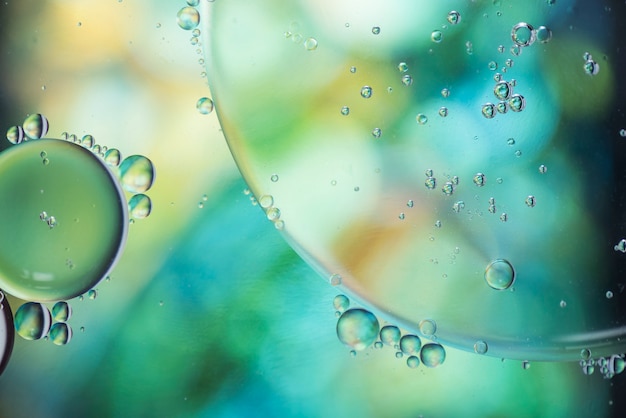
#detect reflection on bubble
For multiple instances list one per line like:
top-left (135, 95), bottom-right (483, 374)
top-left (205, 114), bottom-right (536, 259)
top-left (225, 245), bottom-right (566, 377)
top-left (399, 334), bottom-right (422, 355)
top-left (420, 343), bottom-right (446, 368)
top-left (380, 325), bottom-right (401, 347)
top-left (51, 301), bottom-right (72, 322)
top-left (49, 322), bottom-right (72, 346)
top-left (129, 194), bottom-right (152, 220)
top-left (14, 302), bottom-right (51, 340)
top-left (333, 294), bottom-right (350, 314)
top-left (336, 308), bottom-right (379, 351)
top-left (484, 259), bottom-right (515, 290)
top-left (177, 6), bottom-right (200, 31)
top-left (119, 155), bottom-right (155, 194)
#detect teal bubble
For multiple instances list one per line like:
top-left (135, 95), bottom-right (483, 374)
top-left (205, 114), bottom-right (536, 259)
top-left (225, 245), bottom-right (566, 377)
top-left (0, 292), bottom-right (14, 376)
top-left (420, 343), bottom-right (446, 368)
top-left (6, 125), bottom-right (24, 145)
top-left (511, 22), bottom-right (535, 47)
top-left (81, 134), bottom-right (95, 148)
top-left (407, 355), bottom-right (420, 368)
top-left (177, 6), bottom-right (200, 31)
top-left (118, 155), bottom-right (155, 194)
top-left (493, 81), bottom-right (511, 101)
top-left (431, 30), bottom-right (443, 43)
top-left (333, 295), bottom-right (350, 314)
top-left (446, 10), bottom-right (461, 25)
top-left (418, 319), bottom-right (437, 337)
top-left (399, 334), bottom-right (422, 355)
top-left (481, 103), bottom-right (496, 119)
top-left (360, 86), bottom-right (373, 99)
top-left (474, 340), bottom-right (488, 354)
top-left (14, 302), bottom-right (51, 340)
top-left (49, 322), bottom-right (72, 346)
top-left (0, 139), bottom-right (128, 301)
top-left (196, 97), bottom-right (214, 115)
top-left (379, 325), bottom-right (401, 346)
top-left (104, 148), bottom-right (122, 167)
top-left (484, 259), bottom-right (516, 290)
top-left (22, 114), bottom-right (49, 140)
top-left (612, 355), bottom-right (625, 375)
top-left (51, 301), bottom-right (72, 322)
top-left (416, 114), bottom-right (428, 125)
top-left (128, 194), bottom-right (152, 219)
top-left (508, 94), bottom-right (526, 112)
top-left (535, 26), bottom-right (552, 44)
top-left (336, 308), bottom-right (380, 351)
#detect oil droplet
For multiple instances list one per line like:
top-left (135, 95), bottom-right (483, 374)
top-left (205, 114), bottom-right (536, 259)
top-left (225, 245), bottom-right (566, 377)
top-left (341, 106), bottom-right (350, 116)
top-left (438, 107), bottom-right (449, 117)
top-left (82, 135), bottom-right (95, 148)
top-left (49, 322), bottom-right (72, 346)
top-left (196, 97), bottom-right (214, 115)
top-left (51, 301), bottom-right (72, 322)
top-left (397, 62), bottom-right (408, 72)
top-left (535, 26), bottom-right (552, 43)
top-left (119, 155), bottom-right (155, 193)
top-left (474, 340), bottom-right (488, 354)
top-left (539, 164), bottom-right (547, 174)
top-left (379, 325), bottom-right (401, 346)
top-left (128, 194), bottom-right (152, 219)
top-left (507, 137), bottom-right (516, 146)
top-left (522, 360), bottom-right (531, 370)
top-left (446, 10), bottom-right (461, 25)
top-left (336, 308), bottom-right (380, 351)
top-left (266, 207), bottom-right (281, 221)
top-left (525, 195), bottom-right (536, 207)
top-left (399, 334), bottom-right (422, 355)
top-left (372, 128), bottom-right (382, 138)
top-left (584, 59), bottom-right (600, 76)
top-left (360, 86), bottom-right (373, 99)
top-left (6, 126), bottom-right (24, 144)
top-left (88, 289), bottom-right (98, 300)
top-left (493, 81), bottom-right (511, 100)
top-left (485, 259), bottom-right (515, 290)
top-left (511, 22), bottom-right (535, 47)
top-left (177, 6), bottom-right (200, 31)
top-left (22, 114), bottom-right (49, 140)
top-left (508, 94), bottom-right (526, 112)
top-left (270, 174), bottom-right (279, 182)
top-left (473, 173), bottom-right (486, 187)
top-left (371, 26), bottom-right (381, 35)
top-left (407, 356), bottom-right (420, 368)
top-left (441, 181), bottom-right (453, 195)
top-left (500, 213), bottom-right (508, 222)
top-left (104, 149), bottom-right (121, 167)
top-left (14, 302), bottom-right (51, 340)
top-left (431, 30), bottom-right (443, 43)
top-left (481, 103), bottom-right (496, 119)
top-left (333, 295), bottom-right (350, 313)
top-left (304, 37), bottom-right (318, 51)
top-left (418, 319), bottom-right (437, 336)
top-left (441, 88), bottom-right (450, 98)
top-left (496, 101), bottom-right (508, 114)
top-left (402, 74), bottom-right (413, 86)
top-left (420, 343), bottom-right (446, 368)
top-left (329, 273), bottom-right (342, 286)
top-left (488, 61), bottom-right (498, 71)
top-left (606, 291), bottom-right (614, 299)
top-left (416, 114), bottom-right (428, 125)
top-left (258, 195), bottom-right (274, 209)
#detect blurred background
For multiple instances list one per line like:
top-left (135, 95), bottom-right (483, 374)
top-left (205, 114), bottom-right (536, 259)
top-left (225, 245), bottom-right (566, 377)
top-left (0, 1), bottom-right (624, 417)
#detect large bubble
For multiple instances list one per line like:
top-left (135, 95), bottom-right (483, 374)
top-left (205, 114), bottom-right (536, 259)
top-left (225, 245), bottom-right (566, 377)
top-left (202, 0), bottom-right (626, 361)
top-left (0, 292), bottom-right (14, 375)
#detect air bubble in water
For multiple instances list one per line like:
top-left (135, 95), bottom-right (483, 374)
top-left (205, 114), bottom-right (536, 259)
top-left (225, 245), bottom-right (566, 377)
top-left (22, 114), bottom-right (49, 140)
top-left (525, 195), bottom-right (536, 207)
top-left (535, 26), bottom-right (552, 43)
top-left (397, 62), bottom-right (408, 73)
top-left (51, 301), bottom-right (72, 322)
top-left (493, 81), bottom-right (511, 100)
top-left (304, 37), bottom-right (318, 51)
top-left (360, 86), bottom-right (373, 99)
top-left (82, 135), bottom-right (95, 148)
top-left (372, 128), bottom-right (382, 138)
top-left (474, 340), bottom-right (488, 354)
top-left (441, 88), bottom-right (450, 98)
top-left (416, 114), bottom-right (428, 125)
top-left (584, 59), bottom-right (600, 76)
top-left (49, 323), bottom-right (72, 346)
top-left (473, 173), bottom-right (486, 187)
top-left (336, 308), bottom-right (380, 351)
top-left (329, 273), bottom-right (342, 286)
top-left (438, 107), bottom-right (449, 117)
top-left (481, 103), bottom-right (496, 119)
top-left (407, 356), bottom-right (420, 368)
top-left (420, 343), bottom-right (446, 368)
top-left (402, 74), bottom-right (413, 86)
top-left (177, 6), bottom-right (200, 31)
top-left (333, 295), bottom-right (350, 313)
top-left (425, 177), bottom-right (437, 190)
top-left (104, 148), bottom-right (121, 167)
top-left (485, 259), bottom-right (515, 290)
top-left (196, 97), bottom-right (214, 115)
top-left (399, 334), bottom-right (422, 355)
top-left (341, 106), bottom-right (350, 116)
top-left (431, 30), bottom-right (443, 43)
top-left (6, 126), bottom-right (24, 144)
top-left (508, 94), bottom-right (526, 112)
top-left (380, 325), bottom-right (401, 346)
top-left (14, 302), bottom-right (51, 340)
top-left (128, 194), bottom-right (152, 219)
top-left (419, 319), bottom-right (437, 336)
top-left (447, 10), bottom-right (461, 25)
top-left (511, 22), bottom-right (535, 47)
top-left (371, 26), bottom-right (380, 35)
top-left (119, 155), bottom-right (155, 193)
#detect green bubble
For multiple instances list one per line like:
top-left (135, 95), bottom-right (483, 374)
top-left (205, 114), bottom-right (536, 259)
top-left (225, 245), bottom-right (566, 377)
top-left (128, 194), bottom-right (152, 219)
top-left (51, 301), bottom-right (72, 322)
top-left (177, 6), bottom-right (200, 31)
top-left (14, 302), bottom-right (51, 340)
top-left (493, 81), bottom-right (511, 101)
top-left (118, 155), bottom-right (155, 194)
top-left (0, 139), bottom-right (128, 301)
top-left (6, 126), bottom-right (24, 145)
top-left (49, 322), bottom-right (72, 346)
top-left (484, 259), bottom-right (516, 290)
top-left (196, 97), bottom-right (214, 115)
top-left (333, 295), bottom-right (349, 313)
top-left (104, 148), bottom-right (122, 167)
top-left (22, 114), bottom-right (49, 140)
top-left (379, 325), bottom-right (401, 346)
top-left (418, 319), bottom-right (437, 336)
top-left (420, 343), bottom-right (446, 368)
top-left (399, 334), bottom-right (422, 355)
top-left (336, 308), bottom-right (380, 351)
top-left (407, 355), bottom-right (420, 368)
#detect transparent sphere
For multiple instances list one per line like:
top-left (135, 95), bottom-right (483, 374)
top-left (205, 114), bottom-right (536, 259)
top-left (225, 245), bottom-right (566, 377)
top-left (202, 0), bottom-right (626, 361)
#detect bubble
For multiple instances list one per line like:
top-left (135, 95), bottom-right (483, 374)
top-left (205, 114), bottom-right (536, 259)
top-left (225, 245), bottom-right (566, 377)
top-left (446, 11), bottom-right (461, 25)
top-left (493, 81), bottom-right (511, 101)
top-left (304, 37), bottom-right (318, 51)
top-left (614, 239), bottom-right (626, 253)
top-left (196, 97), bottom-right (214, 115)
top-left (488, 61), bottom-right (498, 71)
top-left (372, 128), bottom-right (382, 138)
top-left (522, 360), bottom-right (531, 370)
top-left (336, 308), bottom-right (380, 351)
top-left (499, 213), bottom-right (508, 222)
top-left (360, 86), bottom-right (373, 99)
top-left (416, 114), bottom-right (428, 125)
top-left (6, 125), bottom-right (24, 145)
top-left (425, 177), bottom-right (437, 190)
top-left (481, 103), bottom-right (496, 119)
top-left (584, 59), bottom-right (600, 76)
top-left (104, 148), bottom-right (121, 167)
top-left (473, 173), bottom-right (486, 187)
top-left (431, 30), bottom-right (443, 43)
top-left (401, 74), bottom-right (413, 86)
top-left (407, 356), bottom-right (420, 368)
top-left (399, 334), bottom-right (422, 355)
top-left (340, 106), bottom-right (350, 116)
top-left (51, 301), bottom-right (72, 322)
top-left (49, 322), bottom-right (73, 346)
top-left (88, 289), bottom-right (98, 300)
top-left (612, 355), bottom-right (626, 375)
top-left (22, 113), bottom-right (49, 140)
top-left (128, 194), bottom-right (152, 219)
top-left (14, 302), bottom-right (51, 340)
top-left (0, 139), bottom-right (127, 301)
top-left (441, 181), bottom-right (454, 195)
top-left (418, 319), bottom-right (437, 336)
top-left (507, 137), bottom-right (516, 146)
top-left (606, 291), bottom-right (614, 299)
top-left (270, 174), bottom-right (279, 182)
top-left (535, 26), bottom-right (552, 43)
top-left (560, 300), bottom-right (567, 308)
top-left (620, 129), bottom-right (626, 137)
top-left (441, 88), bottom-right (450, 98)
top-left (266, 207), bottom-right (281, 221)
top-left (508, 94), bottom-right (526, 112)
top-left (525, 195), bottom-right (536, 207)
top-left (465, 41), bottom-right (474, 55)
top-left (81, 134), bottom-right (95, 148)
top-left (474, 340), bottom-right (488, 354)
top-left (380, 325), bottom-right (401, 346)
top-left (119, 155), bottom-right (155, 193)
top-left (496, 101), bottom-right (508, 114)
top-left (452, 201), bottom-right (465, 213)
top-left (333, 294), bottom-right (350, 313)
top-left (484, 259), bottom-right (516, 290)
top-left (511, 22), bottom-right (535, 47)
top-left (0, 293), bottom-right (14, 376)
top-left (177, 6), bottom-right (200, 31)
top-left (582, 363), bottom-right (595, 375)
top-left (539, 164), bottom-right (548, 174)
top-left (349, 66), bottom-right (357, 73)
top-left (438, 107), bottom-right (449, 117)
top-left (371, 26), bottom-right (380, 35)
top-left (420, 343), bottom-right (446, 368)
top-left (329, 273), bottom-right (342, 286)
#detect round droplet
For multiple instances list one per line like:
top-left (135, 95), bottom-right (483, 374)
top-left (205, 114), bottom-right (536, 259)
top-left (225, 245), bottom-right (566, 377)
top-left (584, 59), bottom-right (600, 76)
top-left (6, 126), bottom-right (24, 145)
top-left (196, 97), bottom-right (214, 115)
top-left (407, 355), bottom-right (420, 368)
top-left (613, 356), bottom-right (625, 375)
top-left (438, 107), bottom-right (449, 117)
top-left (340, 106), bottom-right (350, 116)
top-left (560, 300), bottom-right (567, 308)
top-left (474, 340), bottom-right (488, 354)
top-left (51, 301), bottom-right (72, 322)
top-left (119, 155), bottom-right (155, 193)
top-left (508, 94), bottom-right (526, 112)
top-left (14, 302), bottom-right (51, 340)
top-left (266, 207), bottom-right (281, 221)
top-left (128, 194), bottom-right (152, 219)
top-left (333, 295), bottom-right (350, 313)
top-left (431, 30), bottom-right (443, 43)
top-left (104, 148), bottom-right (121, 167)
top-left (177, 6), bottom-right (200, 31)
top-left (1, 293), bottom-right (14, 376)
top-left (360, 86), bottom-right (373, 99)
top-left (535, 26), bottom-right (552, 43)
top-left (81, 135), bottom-right (95, 148)
top-left (336, 308), bottom-right (380, 351)
top-left (482, 103), bottom-right (496, 119)
top-left (258, 195), bottom-right (274, 209)
top-left (488, 61), bottom-right (498, 71)
top-left (371, 26), bottom-right (380, 35)
top-left (447, 11), bottom-right (461, 25)
top-left (606, 290), bottom-right (614, 299)
top-left (349, 66), bottom-right (357, 74)
top-left (493, 81), bottom-right (511, 101)
top-left (329, 273), bottom-right (342, 286)
top-left (441, 181), bottom-right (454, 195)
top-left (49, 322), bottom-right (72, 346)
top-left (496, 101), bottom-right (508, 114)
top-left (22, 114), bottom-right (49, 140)
top-left (379, 325), bottom-right (401, 346)
top-left (525, 195), bottom-right (536, 207)
top-left (473, 173), bottom-right (486, 187)
top-left (88, 289), bottom-right (97, 300)
top-left (399, 334), bottom-right (422, 355)
top-left (0, 139), bottom-right (128, 301)
top-left (484, 259), bottom-right (516, 290)
top-left (418, 319), bottom-right (437, 336)
top-left (416, 114), bottom-right (428, 125)
top-left (420, 343), bottom-right (446, 368)
top-left (441, 88), bottom-right (450, 98)
top-left (304, 37), bottom-right (318, 51)
top-left (511, 22), bottom-right (535, 47)
top-left (397, 62), bottom-right (408, 73)
top-left (372, 128), bottom-right (382, 138)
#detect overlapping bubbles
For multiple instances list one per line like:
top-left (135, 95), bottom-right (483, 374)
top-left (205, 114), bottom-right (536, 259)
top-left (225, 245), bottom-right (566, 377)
top-left (200, 0), bottom-right (626, 375)
top-left (0, 113), bottom-right (155, 375)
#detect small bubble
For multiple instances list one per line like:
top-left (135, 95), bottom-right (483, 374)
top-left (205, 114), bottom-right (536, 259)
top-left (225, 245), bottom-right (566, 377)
top-left (14, 302), bottom-right (52, 340)
top-left (497, 45), bottom-right (505, 53)
top-left (452, 201), bottom-right (465, 213)
top-left (508, 94), bottom-right (526, 112)
top-left (400, 334), bottom-right (422, 355)
top-left (494, 73), bottom-right (502, 82)
top-left (395, 351), bottom-right (403, 359)
top-left (474, 340), bottom-right (488, 354)
top-left (500, 213), bottom-right (508, 222)
top-left (441, 88), bottom-right (450, 98)
top-left (522, 361), bottom-right (531, 370)
top-left (304, 37), bottom-right (318, 51)
top-left (538, 164), bottom-right (547, 174)
top-left (350, 66), bottom-right (357, 73)
top-left (47, 216), bottom-right (57, 229)
top-left (441, 181), bottom-right (453, 195)
top-left (510, 45), bottom-right (521, 56)
top-left (336, 308), bottom-right (380, 351)
top-left (473, 173), bottom-right (486, 187)
top-left (270, 174), bottom-right (279, 182)
top-left (372, 128), bottom-right (382, 138)
top-left (407, 355), bottom-right (420, 368)
top-left (481, 103), bottom-right (496, 119)
top-left (129, 194), bottom-right (152, 219)
top-left (397, 62), bottom-right (408, 73)
top-left (51, 301), bottom-right (72, 322)
top-left (196, 97), bottom-right (214, 115)
top-left (606, 291), bottom-right (614, 299)
top-left (259, 195), bottom-right (274, 209)
top-left (511, 22), bottom-right (535, 47)
top-left (431, 30), bottom-right (443, 43)
top-left (614, 239), bottom-right (626, 253)
top-left (119, 155), bottom-right (155, 193)
top-left (560, 300), bottom-right (567, 308)
top-left (435, 220), bottom-right (442, 228)
top-left (49, 323), bottom-right (73, 346)
top-left (418, 319), bottom-right (437, 336)
top-left (374, 341), bottom-right (383, 349)
top-left (401, 74), bottom-right (413, 86)
top-left (493, 81), bottom-right (511, 100)
top-left (104, 149), bottom-right (122, 167)
top-left (380, 325), bottom-right (401, 346)
top-left (329, 274), bottom-right (342, 286)
top-left (581, 348), bottom-right (592, 360)
top-left (398, 213), bottom-right (405, 220)
top-left (505, 58), bottom-right (514, 68)
top-left (360, 86), bottom-right (373, 99)
top-left (372, 26), bottom-right (381, 35)
top-left (488, 61), bottom-right (498, 71)
top-left (88, 289), bottom-right (97, 300)
top-left (438, 107), bottom-right (449, 117)
top-left (447, 10), bottom-right (461, 25)
top-left (266, 207), bottom-right (281, 221)
top-left (619, 129), bottom-right (626, 137)
top-left (333, 295), bottom-right (350, 313)
top-left (416, 114), bottom-right (428, 125)
top-left (177, 6), bottom-right (200, 31)
top-left (525, 195), bottom-right (536, 207)
top-left (535, 26), bottom-right (552, 43)
top-left (420, 343), bottom-right (446, 368)
top-left (485, 259), bottom-right (515, 290)
top-left (341, 106), bottom-right (350, 116)
top-left (496, 101), bottom-right (508, 114)
top-left (584, 59), bottom-right (600, 76)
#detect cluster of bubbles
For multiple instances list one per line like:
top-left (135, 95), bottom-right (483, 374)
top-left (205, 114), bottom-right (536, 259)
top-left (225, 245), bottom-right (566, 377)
top-left (283, 21), bottom-right (318, 51)
top-left (579, 349), bottom-right (626, 379)
top-left (482, 78), bottom-right (525, 119)
top-left (334, 295), bottom-right (446, 368)
top-left (244, 175), bottom-right (284, 230)
top-left (14, 301), bottom-right (73, 346)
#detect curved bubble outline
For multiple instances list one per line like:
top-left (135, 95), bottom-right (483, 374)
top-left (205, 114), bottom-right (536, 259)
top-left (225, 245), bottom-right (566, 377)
top-left (0, 293), bottom-right (14, 376)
